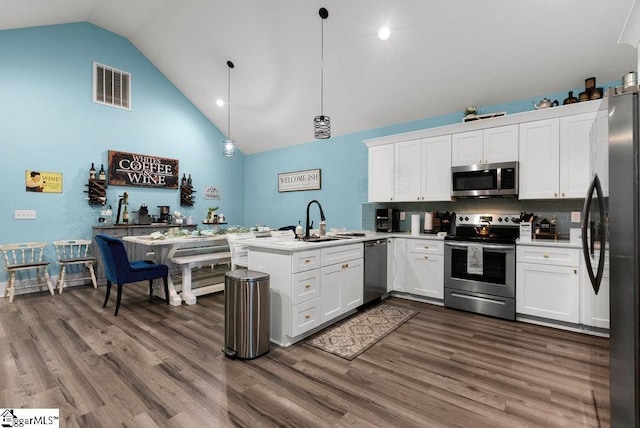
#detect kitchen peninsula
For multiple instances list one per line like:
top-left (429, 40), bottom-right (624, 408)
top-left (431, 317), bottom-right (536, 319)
top-left (245, 232), bottom-right (445, 346)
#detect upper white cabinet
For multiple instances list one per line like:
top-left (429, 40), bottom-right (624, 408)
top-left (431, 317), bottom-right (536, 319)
top-left (519, 112), bottom-right (595, 199)
top-left (519, 118), bottom-right (560, 199)
top-left (559, 112), bottom-right (595, 198)
top-left (386, 136), bottom-right (452, 202)
top-left (394, 139), bottom-right (422, 201)
top-left (368, 144), bottom-right (394, 202)
top-left (451, 125), bottom-right (518, 166)
top-left (590, 108), bottom-right (609, 196)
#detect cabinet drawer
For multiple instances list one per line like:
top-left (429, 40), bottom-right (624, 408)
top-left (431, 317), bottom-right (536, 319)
top-left (516, 246), bottom-right (579, 267)
top-left (291, 269), bottom-right (320, 305)
top-left (97, 228), bottom-right (128, 238)
top-left (407, 239), bottom-right (443, 255)
top-left (292, 250), bottom-right (321, 273)
top-left (321, 243), bottom-right (363, 266)
top-left (291, 298), bottom-right (320, 337)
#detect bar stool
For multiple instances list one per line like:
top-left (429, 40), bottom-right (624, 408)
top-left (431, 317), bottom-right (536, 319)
top-left (53, 239), bottom-right (98, 293)
top-left (0, 242), bottom-right (55, 302)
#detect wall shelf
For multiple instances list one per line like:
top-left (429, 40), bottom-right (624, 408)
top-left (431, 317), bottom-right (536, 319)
top-left (180, 185), bottom-right (195, 206)
top-left (85, 179), bottom-right (107, 205)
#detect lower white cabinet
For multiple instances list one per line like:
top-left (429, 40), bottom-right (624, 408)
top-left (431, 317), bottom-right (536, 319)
top-left (516, 245), bottom-right (580, 323)
top-left (248, 242), bottom-right (363, 347)
top-left (390, 238), bottom-right (406, 292)
top-left (404, 239), bottom-right (444, 299)
top-left (580, 251), bottom-right (610, 329)
top-left (320, 258), bottom-right (363, 323)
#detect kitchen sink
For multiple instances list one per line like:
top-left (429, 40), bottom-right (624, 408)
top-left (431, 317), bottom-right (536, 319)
top-left (303, 237), bottom-right (342, 243)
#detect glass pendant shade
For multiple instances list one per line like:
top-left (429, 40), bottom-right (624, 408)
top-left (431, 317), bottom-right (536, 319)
top-left (223, 139), bottom-right (236, 156)
top-left (314, 115), bottom-right (330, 139)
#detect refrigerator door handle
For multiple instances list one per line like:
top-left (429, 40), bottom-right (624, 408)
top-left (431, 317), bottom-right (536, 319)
top-left (581, 174), bottom-right (606, 294)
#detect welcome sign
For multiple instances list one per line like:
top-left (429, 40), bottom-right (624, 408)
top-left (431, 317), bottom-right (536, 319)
top-left (108, 150), bottom-right (179, 188)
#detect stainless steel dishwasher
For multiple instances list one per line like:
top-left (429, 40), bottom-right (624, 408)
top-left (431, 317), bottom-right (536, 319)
top-left (363, 239), bottom-right (388, 305)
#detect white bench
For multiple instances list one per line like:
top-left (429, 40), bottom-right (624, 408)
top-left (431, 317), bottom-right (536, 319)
top-left (170, 248), bottom-right (231, 304)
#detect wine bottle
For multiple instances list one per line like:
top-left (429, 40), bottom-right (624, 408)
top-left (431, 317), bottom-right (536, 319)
top-left (98, 164), bottom-right (105, 180)
top-left (187, 174), bottom-right (192, 186)
top-left (181, 174), bottom-right (187, 186)
top-left (123, 206), bottom-right (129, 223)
top-left (90, 162), bottom-right (96, 179)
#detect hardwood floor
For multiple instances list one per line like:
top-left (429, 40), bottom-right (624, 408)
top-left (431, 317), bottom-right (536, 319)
top-left (0, 285), bottom-right (609, 427)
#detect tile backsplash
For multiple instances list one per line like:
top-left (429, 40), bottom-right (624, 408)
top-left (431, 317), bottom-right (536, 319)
top-left (362, 199), bottom-right (585, 238)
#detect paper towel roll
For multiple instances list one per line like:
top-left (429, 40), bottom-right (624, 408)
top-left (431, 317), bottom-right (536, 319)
top-left (411, 214), bottom-right (421, 236)
top-left (424, 212), bottom-right (433, 232)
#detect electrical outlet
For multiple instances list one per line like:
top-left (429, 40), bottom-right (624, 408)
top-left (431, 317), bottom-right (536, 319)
top-left (571, 211), bottom-right (581, 223)
top-left (15, 209), bottom-right (36, 219)
top-left (400, 211), bottom-right (406, 220)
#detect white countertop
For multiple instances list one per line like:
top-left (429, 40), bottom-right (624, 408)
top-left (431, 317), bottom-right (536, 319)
top-left (516, 238), bottom-right (582, 249)
top-left (244, 231), bottom-right (445, 253)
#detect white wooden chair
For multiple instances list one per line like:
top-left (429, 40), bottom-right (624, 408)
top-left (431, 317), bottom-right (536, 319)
top-left (0, 242), bottom-right (55, 302)
top-left (53, 239), bottom-right (98, 293)
top-left (226, 232), bottom-right (255, 270)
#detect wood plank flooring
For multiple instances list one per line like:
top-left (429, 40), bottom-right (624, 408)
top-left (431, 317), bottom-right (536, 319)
top-left (0, 284), bottom-right (609, 427)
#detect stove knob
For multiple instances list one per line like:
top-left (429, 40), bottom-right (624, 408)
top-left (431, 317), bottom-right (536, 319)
top-left (459, 216), bottom-right (463, 222)
top-left (497, 217), bottom-right (503, 222)
top-left (464, 216), bottom-right (469, 221)
top-left (504, 217), bottom-right (510, 222)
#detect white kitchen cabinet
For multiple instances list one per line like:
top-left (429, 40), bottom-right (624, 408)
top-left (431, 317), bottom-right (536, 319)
top-left (394, 139), bottom-right (422, 201)
top-left (451, 125), bottom-right (518, 166)
top-left (320, 246), bottom-right (363, 324)
top-left (559, 112), bottom-right (595, 198)
top-left (590, 108), bottom-right (609, 197)
top-left (519, 118), bottom-right (560, 199)
top-left (580, 250), bottom-right (610, 329)
top-left (519, 113), bottom-right (595, 200)
top-left (248, 242), bottom-right (363, 347)
top-left (404, 239), bottom-right (444, 299)
top-left (390, 238), bottom-right (406, 292)
top-left (368, 143), bottom-right (394, 202)
top-left (394, 136), bottom-right (452, 202)
top-left (421, 135), bottom-right (452, 201)
top-left (516, 245), bottom-right (580, 323)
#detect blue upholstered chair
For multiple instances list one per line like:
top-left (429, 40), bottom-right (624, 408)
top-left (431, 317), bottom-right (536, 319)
top-left (94, 234), bottom-right (169, 316)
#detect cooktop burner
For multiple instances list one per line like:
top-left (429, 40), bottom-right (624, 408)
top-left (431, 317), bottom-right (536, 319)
top-left (445, 212), bottom-right (521, 244)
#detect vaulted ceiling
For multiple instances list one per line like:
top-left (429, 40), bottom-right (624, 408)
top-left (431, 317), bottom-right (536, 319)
top-left (1, 0), bottom-right (636, 154)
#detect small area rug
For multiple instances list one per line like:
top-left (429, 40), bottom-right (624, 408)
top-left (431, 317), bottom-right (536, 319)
top-left (306, 304), bottom-right (417, 360)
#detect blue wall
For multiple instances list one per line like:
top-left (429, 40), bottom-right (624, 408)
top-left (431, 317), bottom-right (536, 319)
top-left (0, 23), bottom-right (244, 281)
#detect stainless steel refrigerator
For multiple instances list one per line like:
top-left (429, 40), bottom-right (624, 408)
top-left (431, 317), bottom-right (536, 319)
top-left (583, 88), bottom-right (640, 426)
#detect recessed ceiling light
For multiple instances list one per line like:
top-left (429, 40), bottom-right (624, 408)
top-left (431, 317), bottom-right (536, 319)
top-left (216, 99), bottom-right (224, 107)
top-left (378, 26), bottom-right (390, 40)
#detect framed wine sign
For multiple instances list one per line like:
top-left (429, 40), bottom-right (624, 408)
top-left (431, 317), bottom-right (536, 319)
top-left (107, 150), bottom-right (179, 188)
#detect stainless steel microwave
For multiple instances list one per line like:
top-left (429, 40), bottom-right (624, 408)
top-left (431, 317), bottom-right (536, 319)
top-left (451, 161), bottom-right (518, 197)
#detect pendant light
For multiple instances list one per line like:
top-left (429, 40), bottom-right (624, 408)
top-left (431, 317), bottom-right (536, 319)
top-left (223, 60), bottom-right (236, 157)
top-left (314, 7), bottom-right (330, 139)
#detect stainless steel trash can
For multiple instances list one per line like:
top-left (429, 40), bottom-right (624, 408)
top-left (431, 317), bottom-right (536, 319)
top-left (223, 269), bottom-right (270, 359)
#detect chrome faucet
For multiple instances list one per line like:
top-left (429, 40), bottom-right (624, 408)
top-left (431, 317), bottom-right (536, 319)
top-left (305, 199), bottom-right (326, 240)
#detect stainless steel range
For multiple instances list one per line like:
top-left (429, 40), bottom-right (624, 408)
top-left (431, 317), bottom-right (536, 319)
top-left (444, 213), bottom-right (520, 320)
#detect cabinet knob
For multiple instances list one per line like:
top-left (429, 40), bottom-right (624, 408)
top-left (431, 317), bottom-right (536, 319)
top-left (304, 284), bottom-right (311, 289)
top-left (543, 254), bottom-right (549, 258)
top-left (554, 193), bottom-right (558, 197)
top-left (574, 269), bottom-right (577, 274)
top-left (424, 256), bottom-right (429, 260)
top-left (424, 246), bottom-right (429, 249)
top-left (304, 259), bottom-right (310, 264)
top-left (562, 192), bottom-right (565, 197)
top-left (304, 314), bottom-right (311, 319)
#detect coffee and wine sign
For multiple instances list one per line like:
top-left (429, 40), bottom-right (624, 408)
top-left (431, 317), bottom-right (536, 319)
top-left (108, 150), bottom-right (179, 188)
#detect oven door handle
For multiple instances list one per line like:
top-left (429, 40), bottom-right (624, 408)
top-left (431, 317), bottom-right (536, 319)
top-left (445, 242), bottom-right (515, 252)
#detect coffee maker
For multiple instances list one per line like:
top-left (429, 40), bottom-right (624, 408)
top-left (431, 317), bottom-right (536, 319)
top-left (376, 208), bottom-right (400, 232)
top-left (158, 205), bottom-right (171, 223)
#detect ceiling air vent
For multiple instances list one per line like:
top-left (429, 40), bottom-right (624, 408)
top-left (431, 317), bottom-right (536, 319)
top-left (93, 62), bottom-right (131, 110)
